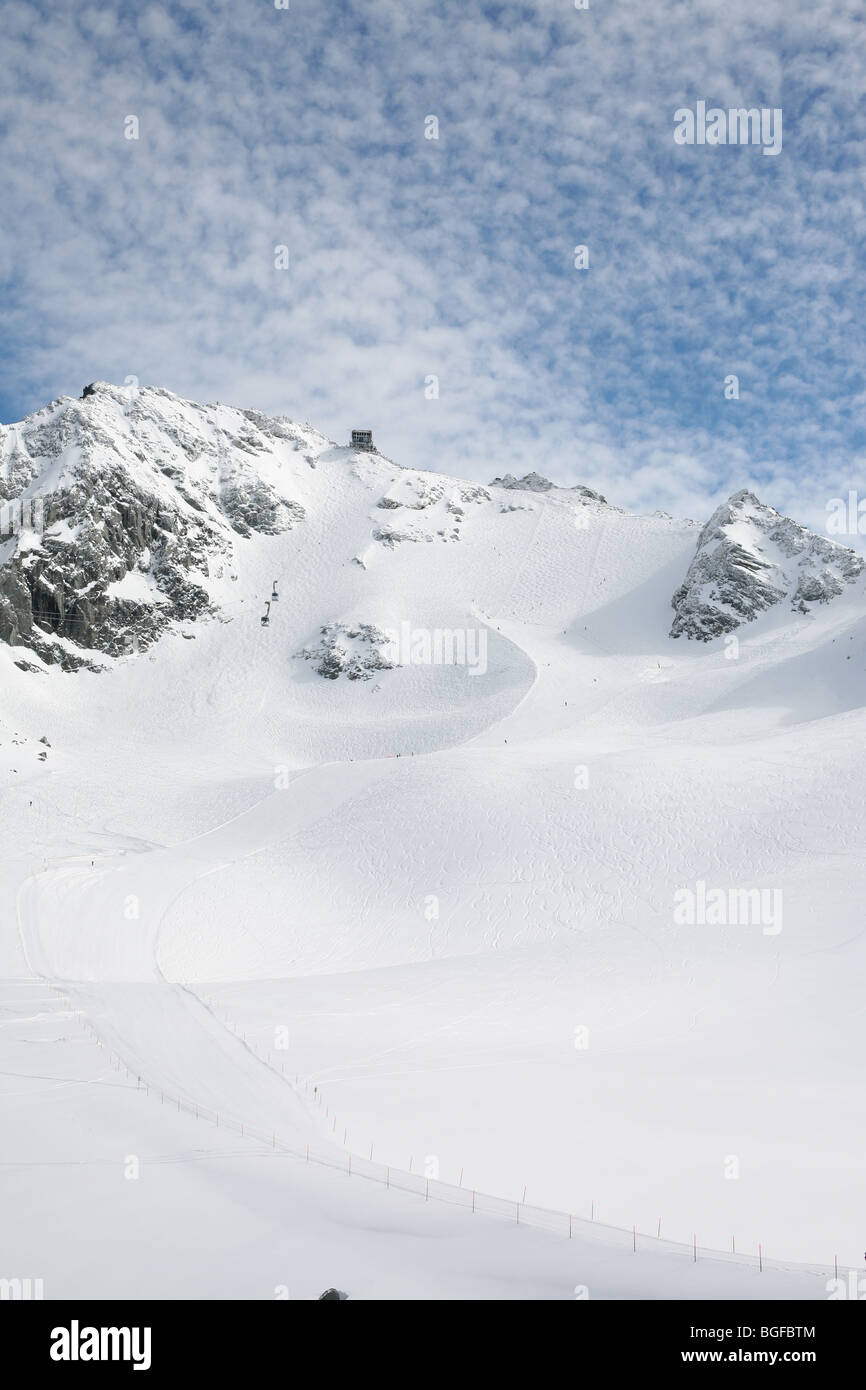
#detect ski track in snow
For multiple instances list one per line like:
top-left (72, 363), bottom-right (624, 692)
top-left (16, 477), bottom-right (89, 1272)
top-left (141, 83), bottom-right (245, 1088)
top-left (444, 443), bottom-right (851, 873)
top-left (3, 390), bottom-right (866, 1296)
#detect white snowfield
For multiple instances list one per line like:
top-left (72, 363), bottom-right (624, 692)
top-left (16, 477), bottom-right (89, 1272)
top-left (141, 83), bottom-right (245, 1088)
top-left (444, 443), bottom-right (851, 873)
top-left (1, 385), bottom-right (864, 1299)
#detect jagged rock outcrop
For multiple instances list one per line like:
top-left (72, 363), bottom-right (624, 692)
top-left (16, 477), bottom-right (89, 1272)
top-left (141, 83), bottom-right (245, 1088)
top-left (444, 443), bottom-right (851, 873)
top-left (671, 489), bottom-right (864, 641)
top-left (490, 472), bottom-right (553, 493)
top-left (5, 385), bottom-right (858, 672)
top-left (370, 475), bottom-right (490, 547)
top-left (297, 622), bottom-right (396, 680)
top-left (0, 383), bottom-right (312, 668)
top-left (489, 472), bottom-right (606, 503)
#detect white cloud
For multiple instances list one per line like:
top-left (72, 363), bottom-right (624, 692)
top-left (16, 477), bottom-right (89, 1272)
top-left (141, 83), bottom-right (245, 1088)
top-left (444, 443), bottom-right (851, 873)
top-left (2, 0), bottom-right (865, 536)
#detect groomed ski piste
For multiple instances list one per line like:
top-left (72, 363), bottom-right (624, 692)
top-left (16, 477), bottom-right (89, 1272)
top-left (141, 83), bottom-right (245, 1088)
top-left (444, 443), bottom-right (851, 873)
top-left (2, 385), bottom-right (864, 1299)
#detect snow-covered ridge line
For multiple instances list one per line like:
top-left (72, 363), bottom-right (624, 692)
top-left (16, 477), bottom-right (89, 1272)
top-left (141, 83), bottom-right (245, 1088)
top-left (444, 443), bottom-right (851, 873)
top-left (2, 382), bottom-right (862, 671)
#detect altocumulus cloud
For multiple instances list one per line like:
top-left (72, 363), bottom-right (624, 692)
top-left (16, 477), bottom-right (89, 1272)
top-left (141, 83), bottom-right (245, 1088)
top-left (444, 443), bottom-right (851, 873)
top-left (1, 0), bottom-right (865, 534)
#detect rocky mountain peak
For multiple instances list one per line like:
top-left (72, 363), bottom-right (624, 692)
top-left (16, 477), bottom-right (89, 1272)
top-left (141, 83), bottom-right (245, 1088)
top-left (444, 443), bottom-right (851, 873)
top-left (0, 386), bottom-right (317, 668)
top-left (670, 489), bottom-right (864, 641)
top-left (490, 471), bottom-right (554, 492)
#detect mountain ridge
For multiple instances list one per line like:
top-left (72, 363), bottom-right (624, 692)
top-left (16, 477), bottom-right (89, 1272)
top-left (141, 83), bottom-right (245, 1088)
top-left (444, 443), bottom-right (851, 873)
top-left (0, 383), bottom-right (861, 669)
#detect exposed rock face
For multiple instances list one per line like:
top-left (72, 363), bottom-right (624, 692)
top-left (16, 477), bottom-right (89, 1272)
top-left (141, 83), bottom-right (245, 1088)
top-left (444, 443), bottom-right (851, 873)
top-left (490, 472), bottom-right (553, 493)
top-left (0, 383), bottom-right (312, 669)
top-left (370, 475), bottom-right (491, 547)
top-left (5, 385), bottom-right (859, 672)
top-left (671, 489), bottom-right (864, 641)
top-left (297, 622), bottom-right (396, 680)
top-left (489, 472), bottom-right (606, 503)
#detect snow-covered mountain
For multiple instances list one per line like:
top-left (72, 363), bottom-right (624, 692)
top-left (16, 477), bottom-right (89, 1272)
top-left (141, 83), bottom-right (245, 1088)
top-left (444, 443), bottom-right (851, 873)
top-left (1, 384), bottom-right (861, 674)
top-left (2, 383), bottom-right (865, 1300)
top-left (0, 382), bottom-right (317, 667)
top-left (671, 489), bottom-right (864, 642)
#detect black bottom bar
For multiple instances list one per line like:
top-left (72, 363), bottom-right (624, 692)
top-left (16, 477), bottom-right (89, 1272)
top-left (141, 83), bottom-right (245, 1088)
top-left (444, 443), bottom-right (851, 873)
top-left (5, 1298), bottom-right (860, 1376)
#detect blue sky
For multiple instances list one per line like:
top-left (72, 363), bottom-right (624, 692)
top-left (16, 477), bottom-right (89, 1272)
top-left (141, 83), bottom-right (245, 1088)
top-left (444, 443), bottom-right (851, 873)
top-left (2, 0), bottom-right (865, 530)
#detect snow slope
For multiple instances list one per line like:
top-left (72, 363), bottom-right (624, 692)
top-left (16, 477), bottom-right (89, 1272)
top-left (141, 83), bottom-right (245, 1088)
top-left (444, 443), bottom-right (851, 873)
top-left (2, 384), bottom-right (865, 1298)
